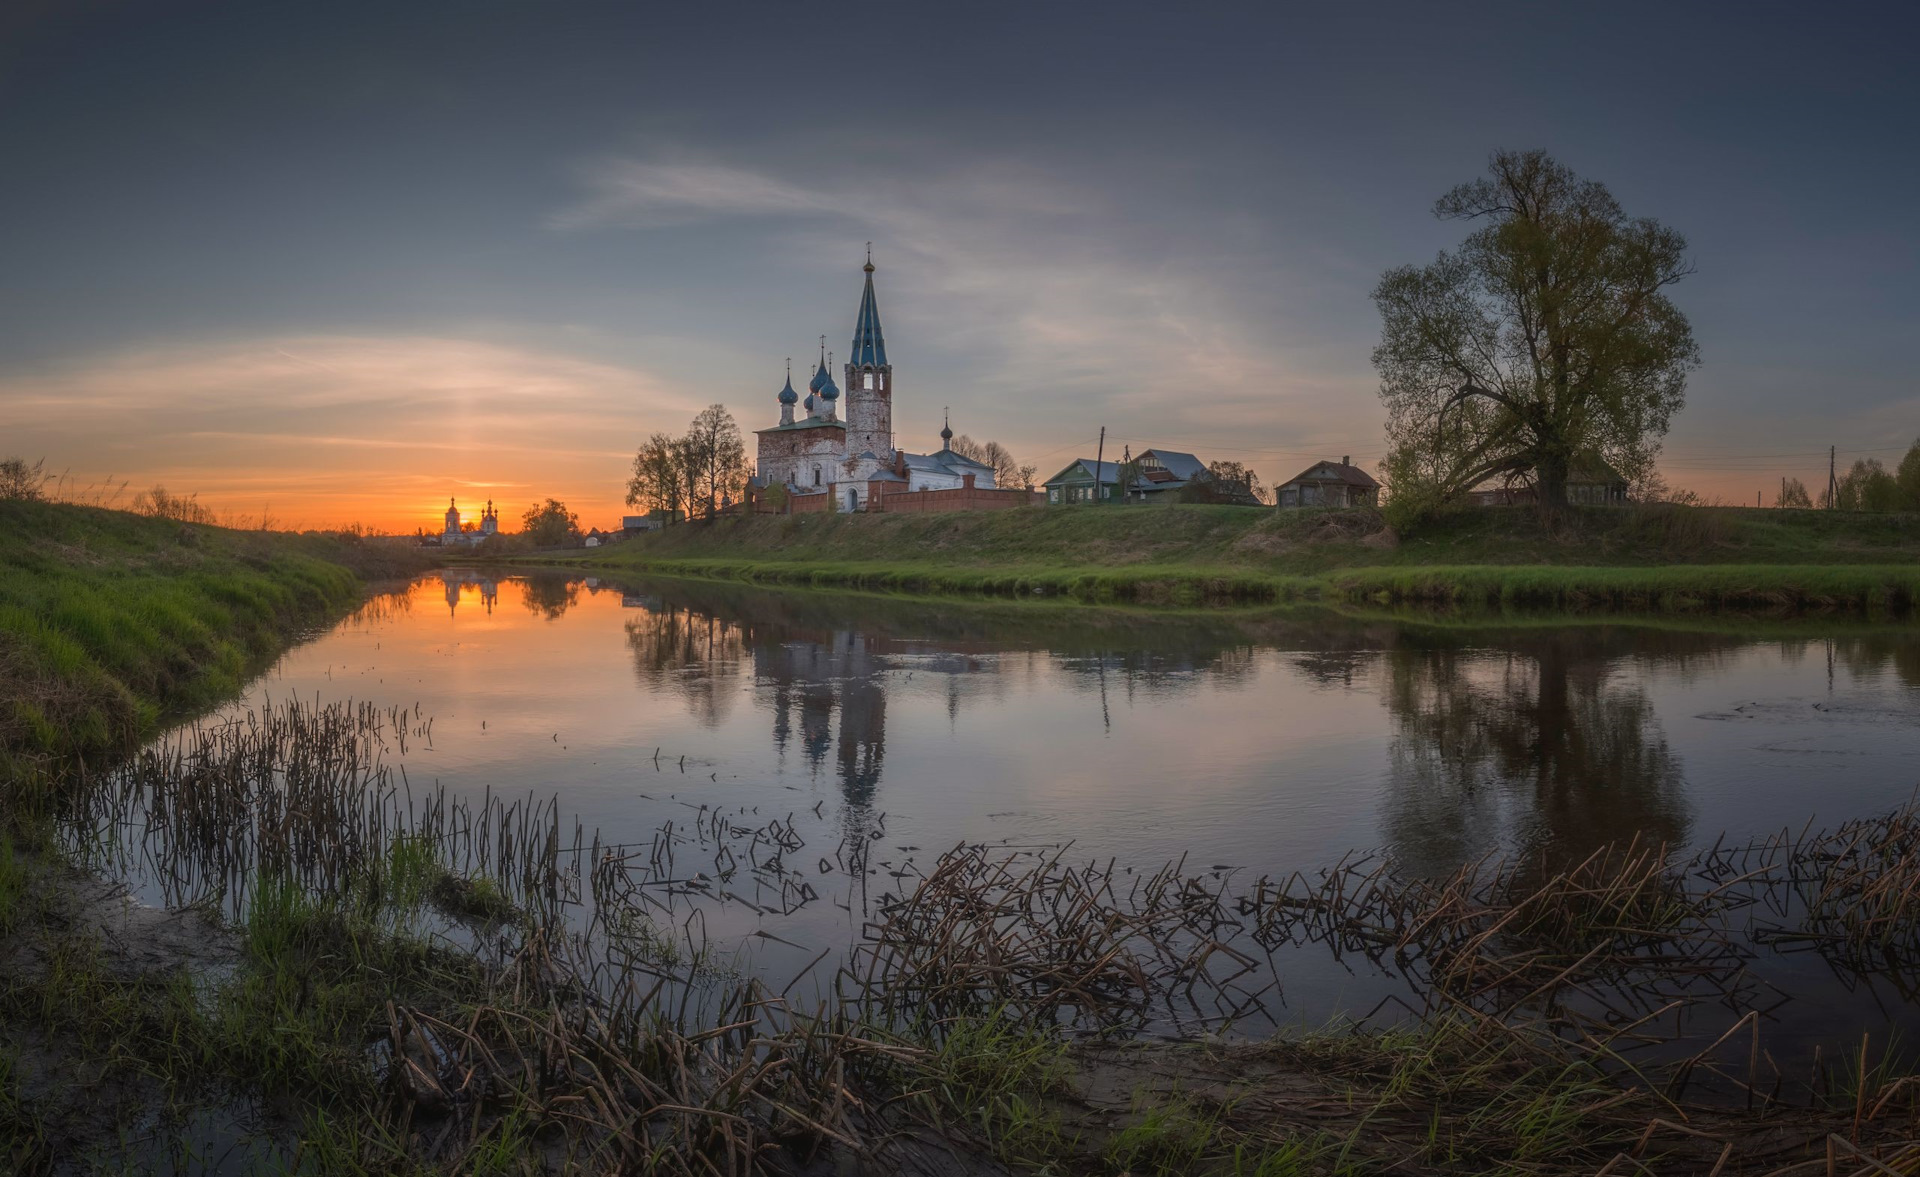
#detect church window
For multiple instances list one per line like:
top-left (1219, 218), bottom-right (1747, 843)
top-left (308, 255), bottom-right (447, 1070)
top-left (812, 466), bottom-right (821, 486)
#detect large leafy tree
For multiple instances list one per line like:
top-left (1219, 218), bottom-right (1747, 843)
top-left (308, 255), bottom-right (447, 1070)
top-left (520, 498), bottom-right (581, 547)
top-left (1373, 150), bottom-right (1699, 507)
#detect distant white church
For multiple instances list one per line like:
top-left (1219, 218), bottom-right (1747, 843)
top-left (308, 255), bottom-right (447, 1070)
top-left (440, 497), bottom-right (499, 546)
top-left (751, 255), bottom-right (995, 512)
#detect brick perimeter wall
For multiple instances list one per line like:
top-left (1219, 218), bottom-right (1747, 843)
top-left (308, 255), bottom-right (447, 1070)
top-left (871, 484), bottom-right (1044, 513)
top-left (752, 483), bottom-right (1041, 514)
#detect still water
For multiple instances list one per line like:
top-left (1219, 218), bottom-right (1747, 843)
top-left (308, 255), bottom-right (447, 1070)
top-left (150, 570), bottom-right (1920, 1036)
top-left (248, 570), bottom-right (1920, 871)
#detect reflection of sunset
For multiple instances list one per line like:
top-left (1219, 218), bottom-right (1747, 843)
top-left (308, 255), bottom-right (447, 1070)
top-left (283, 573), bottom-right (1920, 886)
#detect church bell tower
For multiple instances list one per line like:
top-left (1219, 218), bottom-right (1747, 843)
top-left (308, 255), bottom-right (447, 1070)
top-left (843, 246), bottom-right (894, 460)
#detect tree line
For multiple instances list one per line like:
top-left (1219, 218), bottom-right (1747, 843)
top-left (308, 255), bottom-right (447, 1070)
top-left (1776, 442), bottom-right (1920, 512)
top-left (625, 404), bottom-right (749, 522)
top-left (944, 435), bottom-right (1037, 490)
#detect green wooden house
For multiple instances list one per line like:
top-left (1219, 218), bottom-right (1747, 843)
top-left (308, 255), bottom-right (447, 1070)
top-left (1041, 459), bottom-right (1123, 505)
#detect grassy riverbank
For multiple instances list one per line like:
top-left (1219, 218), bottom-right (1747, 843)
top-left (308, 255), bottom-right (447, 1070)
top-left (559, 503), bottom-right (1920, 611)
top-left (0, 500), bottom-right (434, 776)
top-left (7, 512), bottom-right (1920, 1171)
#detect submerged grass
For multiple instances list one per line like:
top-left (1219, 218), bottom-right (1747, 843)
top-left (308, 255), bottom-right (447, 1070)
top-left (13, 698), bottom-right (1920, 1171)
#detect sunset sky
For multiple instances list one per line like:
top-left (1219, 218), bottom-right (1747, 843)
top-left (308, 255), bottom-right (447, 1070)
top-left (1, 2), bottom-right (1914, 531)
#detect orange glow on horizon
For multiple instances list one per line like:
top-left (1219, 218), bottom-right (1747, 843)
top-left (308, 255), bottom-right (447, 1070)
top-left (0, 334), bottom-right (1874, 531)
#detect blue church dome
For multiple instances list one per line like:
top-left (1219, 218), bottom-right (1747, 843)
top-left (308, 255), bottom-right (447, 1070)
top-left (818, 372), bottom-right (839, 401)
top-left (778, 375), bottom-right (798, 404)
top-left (808, 361), bottom-right (828, 393)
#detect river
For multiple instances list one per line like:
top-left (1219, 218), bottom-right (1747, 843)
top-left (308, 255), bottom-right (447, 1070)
top-left (101, 569), bottom-right (1920, 1050)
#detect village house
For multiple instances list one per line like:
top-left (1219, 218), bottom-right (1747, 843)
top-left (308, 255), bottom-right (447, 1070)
top-left (1122, 449), bottom-right (1208, 500)
top-left (745, 253), bottom-right (1035, 515)
top-left (1041, 459), bottom-right (1121, 504)
top-left (1042, 449), bottom-right (1253, 505)
top-left (1468, 454), bottom-right (1629, 506)
top-left (1275, 458), bottom-right (1380, 508)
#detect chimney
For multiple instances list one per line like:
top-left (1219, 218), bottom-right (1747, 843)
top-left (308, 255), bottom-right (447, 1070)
top-left (1342, 455), bottom-right (1350, 466)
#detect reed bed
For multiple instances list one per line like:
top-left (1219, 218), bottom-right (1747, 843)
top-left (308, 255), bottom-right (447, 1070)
top-left (843, 843), bottom-right (1266, 1032)
top-left (15, 698), bottom-right (1920, 1173)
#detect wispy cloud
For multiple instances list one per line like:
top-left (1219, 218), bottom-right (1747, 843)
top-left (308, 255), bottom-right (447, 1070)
top-left (548, 161), bottom-right (843, 230)
top-left (549, 151), bottom-right (1379, 457)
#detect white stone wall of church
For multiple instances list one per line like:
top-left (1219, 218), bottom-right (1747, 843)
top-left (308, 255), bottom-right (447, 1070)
top-left (906, 468), bottom-right (965, 492)
top-left (757, 429), bottom-right (846, 491)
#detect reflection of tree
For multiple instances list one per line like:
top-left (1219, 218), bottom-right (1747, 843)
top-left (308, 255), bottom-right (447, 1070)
top-left (350, 583), bottom-right (418, 627)
top-left (623, 607), bottom-right (747, 728)
top-left (1832, 636), bottom-right (1920, 694)
top-left (1380, 638), bottom-right (1689, 877)
top-left (520, 576), bottom-right (581, 620)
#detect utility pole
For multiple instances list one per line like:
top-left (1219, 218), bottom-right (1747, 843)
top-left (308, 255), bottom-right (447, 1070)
top-left (1094, 426), bottom-right (1106, 505)
top-left (1829, 445), bottom-right (1837, 509)
top-left (1120, 444), bottom-right (1132, 503)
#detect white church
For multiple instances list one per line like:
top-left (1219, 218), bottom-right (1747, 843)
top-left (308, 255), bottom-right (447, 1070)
top-left (750, 254), bottom-right (996, 512)
top-left (439, 497), bottom-right (498, 547)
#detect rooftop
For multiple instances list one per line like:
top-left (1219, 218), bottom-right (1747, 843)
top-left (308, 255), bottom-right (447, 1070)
top-left (1281, 460), bottom-right (1380, 489)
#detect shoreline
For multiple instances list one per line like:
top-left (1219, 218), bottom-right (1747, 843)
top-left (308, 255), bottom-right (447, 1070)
top-left (500, 503), bottom-right (1920, 617)
top-left (9, 503), bottom-right (1920, 1172)
top-left (506, 551), bottom-right (1920, 615)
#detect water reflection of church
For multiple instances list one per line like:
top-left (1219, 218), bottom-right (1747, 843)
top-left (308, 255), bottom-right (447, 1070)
top-left (439, 569), bottom-right (498, 616)
top-left (761, 632), bottom-right (894, 817)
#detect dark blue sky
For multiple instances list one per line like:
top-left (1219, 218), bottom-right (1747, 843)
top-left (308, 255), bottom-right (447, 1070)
top-left (1, 1), bottom-right (1913, 524)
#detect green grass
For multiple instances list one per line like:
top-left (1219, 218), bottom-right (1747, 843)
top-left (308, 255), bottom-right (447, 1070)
top-left (535, 503), bottom-right (1920, 612)
top-left (1329, 562), bottom-right (1920, 612)
top-left (912, 1011), bottom-right (1077, 1162)
top-left (0, 500), bottom-right (433, 778)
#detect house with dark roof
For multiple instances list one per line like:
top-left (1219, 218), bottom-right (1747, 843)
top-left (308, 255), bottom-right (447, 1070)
top-left (1275, 458), bottom-right (1380, 508)
top-left (1468, 454), bottom-right (1628, 506)
top-left (1041, 458), bottom-right (1123, 504)
top-left (1134, 448), bottom-right (1206, 487)
top-left (1044, 447), bottom-right (1254, 505)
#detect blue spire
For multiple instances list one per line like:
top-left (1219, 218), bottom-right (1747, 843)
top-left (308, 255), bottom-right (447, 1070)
top-left (850, 249), bottom-right (887, 368)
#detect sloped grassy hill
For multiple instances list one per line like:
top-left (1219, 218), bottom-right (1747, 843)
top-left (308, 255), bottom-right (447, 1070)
top-left (572, 504), bottom-right (1920, 609)
top-left (0, 501), bottom-right (432, 768)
